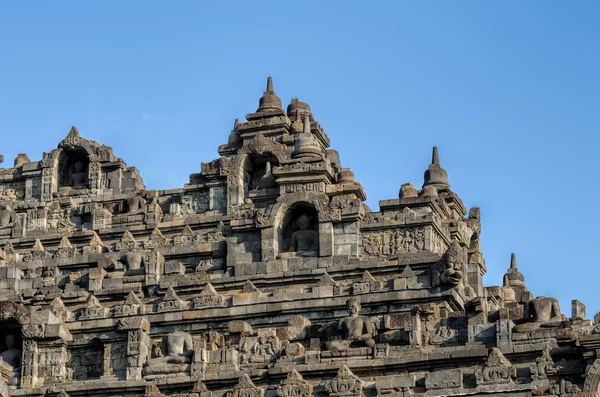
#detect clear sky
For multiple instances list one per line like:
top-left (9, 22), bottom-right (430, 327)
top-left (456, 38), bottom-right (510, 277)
top-left (1, 2), bottom-right (599, 315)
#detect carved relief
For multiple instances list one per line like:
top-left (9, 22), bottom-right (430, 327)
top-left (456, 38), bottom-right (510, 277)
top-left (325, 366), bottom-right (364, 397)
top-left (362, 227), bottom-right (425, 256)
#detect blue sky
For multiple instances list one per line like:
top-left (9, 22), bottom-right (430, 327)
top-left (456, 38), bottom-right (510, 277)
top-left (1, 2), bottom-right (599, 315)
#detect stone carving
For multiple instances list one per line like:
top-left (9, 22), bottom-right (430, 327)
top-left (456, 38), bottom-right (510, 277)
top-left (362, 227), bottom-right (425, 256)
top-left (530, 343), bottom-right (557, 380)
top-left (431, 241), bottom-right (464, 287)
top-left (326, 298), bottom-right (375, 351)
top-left (277, 369), bottom-right (313, 397)
top-left (80, 295), bottom-right (108, 320)
top-left (114, 291), bottom-right (146, 316)
top-left (227, 374), bottom-right (265, 397)
top-left (475, 348), bottom-right (516, 385)
top-left (325, 365), bottom-right (363, 397)
top-left (143, 331), bottom-right (193, 375)
top-left (156, 287), bottom-right (186, 312)
top-left (0, 205), bottom-right (16, 227)
top-left (193, 284), bottom-right (225, 308)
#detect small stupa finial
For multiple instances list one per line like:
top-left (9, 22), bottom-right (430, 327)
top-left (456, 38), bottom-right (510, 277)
top-left (432, 146), bottom-right (440, 165)
top-left (423, 146), bottom-right (449, 190)
top-left (256, 76), bottom-right (283, 113)
top-left (510, 253), bottom-right (517, 269)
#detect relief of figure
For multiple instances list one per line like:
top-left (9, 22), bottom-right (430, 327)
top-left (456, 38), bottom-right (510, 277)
top-left (325, 298), bottom-right (376, 351)
top-left (0, 205), bottom-right (17, 227)
top-left (69, 161), bottom-right (89, 189)
top-left (0, 333), bottom-right (22, 385)
top-left (143, 331), bottom-right (193, 375)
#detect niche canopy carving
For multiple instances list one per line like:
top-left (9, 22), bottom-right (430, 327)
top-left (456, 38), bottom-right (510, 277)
top-left (279, 205), bottom-right (319, 258)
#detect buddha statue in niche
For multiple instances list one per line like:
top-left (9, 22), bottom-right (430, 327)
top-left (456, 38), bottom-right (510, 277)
top-left (325, 298), bottom-right (376, 351)
top-left (0, 205), bottom-right (17, 227)
top-left (279, 214), bottom-right (319, 259)
top-left (143, 331), bottom-right (194, 375)
top-left (69, 161), bottom-right (89, 189)
top-left (0, 333), bottom-right (22, 385)
top-left (126, 196), bottom-right (146, 213)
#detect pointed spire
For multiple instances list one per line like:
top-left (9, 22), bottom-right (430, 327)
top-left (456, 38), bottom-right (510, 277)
top-left (256, 161), bottom-right (276, 190)
top-left (423, 146), bottom-right (449, 190)
top-left (256, 76), bottom-right (283, 114)
top-left (504, 252), bottom-right (525, 288)
top-left (432, 146), bottom-right (440, 164)
top-left (58, 236), bottom-right (73, 249)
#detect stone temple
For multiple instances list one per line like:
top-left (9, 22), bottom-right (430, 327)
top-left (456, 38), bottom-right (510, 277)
top-left (0, 77), bottom-right (597, 397)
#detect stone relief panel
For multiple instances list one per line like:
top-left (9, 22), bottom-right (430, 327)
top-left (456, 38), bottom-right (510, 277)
top-left (181, 191), bottom-right (210, 215)
top-left (361, 227), bottom-right (425, 256)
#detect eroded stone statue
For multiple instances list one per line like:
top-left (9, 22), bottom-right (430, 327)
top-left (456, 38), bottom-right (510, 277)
top-left (326, 298), bottom-right (375, 351)
top-left (0, 333), bottom-right (21, 385)
top-left (69, 161), bottom-right (88, 189)
top-left (143, 331), bottom-right (193, 375)
top-left (288, 214), bottom-right (318, 257)
top-left (0, 205), bottom-right (16, 227)
top-left (526, 296), bottom-right (565, 323)
top-left (126, 196), bottom-right (146, 213)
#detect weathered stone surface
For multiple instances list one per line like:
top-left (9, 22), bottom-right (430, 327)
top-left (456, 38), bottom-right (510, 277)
top-left (0, 78), bottom-right (591, 397)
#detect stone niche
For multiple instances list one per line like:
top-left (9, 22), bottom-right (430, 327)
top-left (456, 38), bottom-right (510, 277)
top-left (242, 154), bottom-right (279, 197)
top-left (58, 148), bottom-right (90, 190)
top-left (0, 320), bottom-right (23, 387)
top-left (278, 204), bottom-right (319, 258)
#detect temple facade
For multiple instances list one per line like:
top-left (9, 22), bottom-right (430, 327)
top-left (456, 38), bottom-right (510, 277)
top-left (0, 78), bottom-right (597, 397)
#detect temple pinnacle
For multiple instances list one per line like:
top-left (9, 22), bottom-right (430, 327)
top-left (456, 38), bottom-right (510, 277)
top-left (423, 146), bottom-right (449, 190)
top-left (256, 76), bottom-right (283, 113)
top-left (432, 146), bottom-right (440, 165)
top-left (510, 253), bottom-right (517, 269)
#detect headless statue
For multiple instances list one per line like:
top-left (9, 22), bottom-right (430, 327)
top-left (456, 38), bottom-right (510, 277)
top-left (69, 161), bottom-right (88, 189)
top-left (144, 331), bottom-right (193, 375)
top-left (0, 333), bottom-right (21, 385)
top-left (289, 214), bottom-right (319, 256)
top-left (0, 205), bottom-right (16, 227)
top-left (127, 196), bottom-right (146, 213)
top-left (526, 296), bottom-right (564, 323)
top-left (326, 298), bottom-right (375, 351)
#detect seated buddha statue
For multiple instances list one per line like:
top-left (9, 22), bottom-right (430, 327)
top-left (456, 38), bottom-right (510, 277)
top-left (143, 331), bottom-right (193, 375)
top-left (280, 214), bottom-right (319, 258)
top-left (325, 298), bottom-right (376, 351)
top-left (69, 161), bottom-right (89, 189)
top-left (0, 333), bottom-right (21, 385)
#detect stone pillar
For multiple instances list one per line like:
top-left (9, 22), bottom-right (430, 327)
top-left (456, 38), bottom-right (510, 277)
top-left (117, 317), bottom-right (150, 380)
top-left (572, 300), bottom-right (586, 320)
top-left (261, 227), bottom-right (277, 261)
top-left (145, 250), bottom-right (164, 286)
top-left (319, 222), bottom-right (333, 257)
top-left (20, 339), bottom-right (38, 388)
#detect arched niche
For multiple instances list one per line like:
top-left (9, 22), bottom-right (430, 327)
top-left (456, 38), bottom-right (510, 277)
top-left (583, 359), bottom-right (600, 397)
top-left (278, 203), bottom-right (319, 258)
top-left (0, 319), bottom-right (23, 386)
top-left (57, 148), bottom-right (90, 189)
top-left (241, 153), bottom-right (279, 198)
